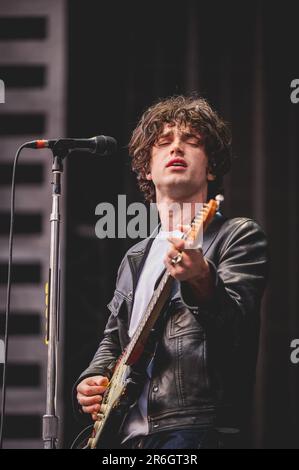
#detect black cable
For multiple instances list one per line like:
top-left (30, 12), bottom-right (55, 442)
top-left (0, 143), bottom-right (28, 449)
top-left (70, 424), bottom-right (94, 449)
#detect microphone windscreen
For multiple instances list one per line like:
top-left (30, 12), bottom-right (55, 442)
top-left (95, 135), bottom-right (117, 156)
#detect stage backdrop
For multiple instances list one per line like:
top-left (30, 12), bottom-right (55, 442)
top-left (64, 0), bottom-right (298, 448)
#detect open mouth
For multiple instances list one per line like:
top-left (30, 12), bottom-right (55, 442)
top-left (166, 158), bottom-right (187, 168)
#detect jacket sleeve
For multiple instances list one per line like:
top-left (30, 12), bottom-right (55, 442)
top-left (179, 218), bottom-right (268, 334)
top-left (78, 313), bottom-right (121, 380)
top-left (72, 258), bottom-right (127, 421)
top-left (75, 250), bottom-right (130, 385)
top-left (72, 310), bottom-right (122, 421)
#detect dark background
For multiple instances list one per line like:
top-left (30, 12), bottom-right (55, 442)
top-left (64, 0), bottom-right (299, 448)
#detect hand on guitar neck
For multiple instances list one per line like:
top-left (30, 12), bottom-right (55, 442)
top-left (165, 224), bottom-right (215, 303)
top-left (77, 375), bottom-right (109, 421)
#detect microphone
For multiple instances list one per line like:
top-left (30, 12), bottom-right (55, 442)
top-left (24, 135), bottom-right (117, 156)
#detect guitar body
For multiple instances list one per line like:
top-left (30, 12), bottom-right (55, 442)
top-left (84, 359), bottom-right (145, 449)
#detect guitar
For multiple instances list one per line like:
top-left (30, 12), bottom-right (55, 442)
top-left (75, 195), bottom-right (222, 449)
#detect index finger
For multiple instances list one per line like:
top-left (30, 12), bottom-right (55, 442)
top-left (86, 385), bottom-right (108, 395)
top-left (167, 237), bottom-right (185, 251)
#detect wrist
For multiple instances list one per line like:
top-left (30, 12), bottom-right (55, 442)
top-left (186, 260), bottom-right (214, 302)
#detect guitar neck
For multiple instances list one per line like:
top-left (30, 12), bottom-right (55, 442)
top-left (124, 270), bottom-right (173, 366)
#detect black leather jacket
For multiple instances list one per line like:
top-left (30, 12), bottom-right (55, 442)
top-left (74, 213), bottom-right (268, 436)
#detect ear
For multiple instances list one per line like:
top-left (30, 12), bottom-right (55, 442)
top-left (207, 170), bottom-right (216, 181)
top-left (146, 172), bottom-right (152, 181)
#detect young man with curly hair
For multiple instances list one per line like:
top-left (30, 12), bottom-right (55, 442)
top-left (74, 96), bottom-right (268, 449)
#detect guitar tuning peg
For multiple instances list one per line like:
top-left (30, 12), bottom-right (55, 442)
top-left (215, 194), bottom-right (224, 208)
top-left (215, 194), bottom-right (224, 202)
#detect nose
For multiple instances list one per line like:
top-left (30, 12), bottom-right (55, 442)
top-left (170, 137), bottom-right (184, 156)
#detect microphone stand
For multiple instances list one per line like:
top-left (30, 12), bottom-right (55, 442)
top-left (43, 143), bottom-right (67, 449)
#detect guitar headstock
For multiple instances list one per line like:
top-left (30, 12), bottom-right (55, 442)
top-left (183, 194), bottom-right (223, 249)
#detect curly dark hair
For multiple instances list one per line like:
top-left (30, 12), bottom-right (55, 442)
top-left (129, 95), bottom-right (232, 202)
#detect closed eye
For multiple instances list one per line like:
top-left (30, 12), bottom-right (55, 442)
top-left (188, 141), bottom-right (201, 147)
top-left (156, 140), bottom-right (171, 147)
top-left (185, 138), bottom-right (201, 146)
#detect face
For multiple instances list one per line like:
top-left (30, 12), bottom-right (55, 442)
top-left (146, 123), bottom-right (215, 202)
